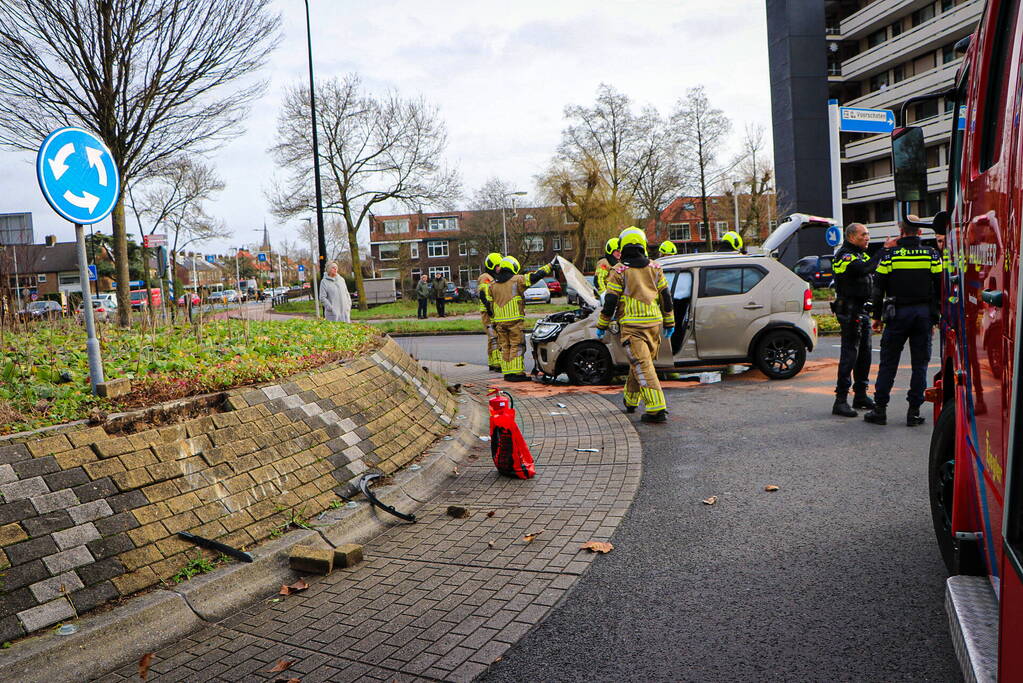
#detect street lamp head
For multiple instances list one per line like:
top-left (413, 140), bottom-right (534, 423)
top-left (508, 191), bottom-right (527, 197)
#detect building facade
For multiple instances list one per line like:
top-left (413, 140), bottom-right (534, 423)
top-left (647, 195), bottom-right (778, 254)
top-left (769, 0), bottom-right (982, 243)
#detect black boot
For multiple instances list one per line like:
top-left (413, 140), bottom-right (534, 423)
top-left (852, 393), bottom-right (875, 410)
top-left (488, 365), bottom-right (501, 372)
top-left (832, 396), bottom-right (857, 417)
top-left (863, 406), bottom-right (887, 425)
top-left (623, 399), bottom-right (636, 414)
top-left (504, 373), bottom-right (530, 383)
top-left (640, 410), bottom-right (667, 424)
top-left (907, 406), bottom-right (925, 427)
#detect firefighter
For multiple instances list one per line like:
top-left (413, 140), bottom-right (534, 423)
top-left (658, 240), bottom-right (678, 257)
top-left (596, 226), bottom-right (675, 423)
top-left (830, 223), bottom-right (883, 417)
top-left (481, 255), bottom-right (556, 382)
top-left (594, 237), bottom-right (621, 300)
top-left (864, 216), bottom-right (942, 426)
top-left (478, 252), bottom-right (503, 372)
top-left (721, 230), bottom-right (744, 253)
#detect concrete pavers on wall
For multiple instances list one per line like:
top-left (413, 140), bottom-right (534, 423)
top-left (101, 363), bottom-right (642, 682)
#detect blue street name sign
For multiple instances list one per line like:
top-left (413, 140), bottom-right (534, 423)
top-left (205, 254), bottom-right (215, 264)
top-left (87, 264), bottom-right (97, 282)
top-left (257, 252), bottom-right (268, 263)
top-left (838, 107), bottom-right (895, 134)
top-left (958, 105), bottom-right (967, 131)
top-left (825, 225), bottom-right (842, 247)
top-left (36, 127), bottom-right (120, 225)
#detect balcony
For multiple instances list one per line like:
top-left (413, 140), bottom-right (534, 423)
top-left (845, 165), bottom-right (947, 203)
top-left (844, 111), bottom-right (955, 162)
top-left (844, 59), bottom-right (960, 111)
top-left (841, 2), bottom-right (981, 81)
top-left (840, 0), bottom-right (944, 40)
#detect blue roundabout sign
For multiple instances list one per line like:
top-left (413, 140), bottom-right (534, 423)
top-left (36, 127), bottom-right (120, 225)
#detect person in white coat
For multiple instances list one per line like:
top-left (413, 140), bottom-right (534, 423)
top-left (319, 261), bottom-right (352, 322)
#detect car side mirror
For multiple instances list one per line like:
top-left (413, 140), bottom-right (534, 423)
top-left (892, 126), bottom-right (928, 202)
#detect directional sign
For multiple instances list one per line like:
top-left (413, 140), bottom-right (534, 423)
top-left (257, 252), bottom-right (268, 263)
top-left (87, 264), bottom-right (97, 282)
top-left (839, 107), bottom-right (895, 134)
top-left (957, 105), bottom-right (967, 131)
top-left (36, 127), bottom-right (120, 225)
top-left (205, 254), bottom-right (215, 264)
top-left (143, 234), bottom-right (167, 248)
top-left (825, 225), bottom-right (842, 247)
top-left (297, 264), bottom-right (305, 271)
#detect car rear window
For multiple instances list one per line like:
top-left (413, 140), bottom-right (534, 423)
top-left (701, 267), bottom-right (765, 297)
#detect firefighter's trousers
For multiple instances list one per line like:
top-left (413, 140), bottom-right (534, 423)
top-left (482, 312), bottom-right (500, 367)
top-left (622, 325), bottom-right (666, 413)
top-left (494, 320), bottom-right (525, 375)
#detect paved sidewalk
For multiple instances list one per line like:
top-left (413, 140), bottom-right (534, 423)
top-left (101, 363), bottom-right (640, 682)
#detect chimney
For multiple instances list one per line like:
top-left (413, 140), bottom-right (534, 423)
top-left (45, 235), bottom-right (57, 246)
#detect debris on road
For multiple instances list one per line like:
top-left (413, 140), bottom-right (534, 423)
top-left (699, 372), bottom-right (722, 384)
top-left (486, 510), bottom-right (496, 517)
top-left (702, 496), bottom-right (718, 505)
top-left (447, 505), bottom-right (470, 519)
top-left (580, 541), bottom-right (614, 554)
top-left (334, 543), bottom-right (364, 568)
top-left (555, 402), bottom-right (567, 408)
top-left (549, 411), bottom-right (568, 415)
top-left (279, 579), bottom-right (309, 596)
top-left (138, 653), bottom-right (154, 681)
top-left (575, 448), bottom-right (599, 453)
top-left (764, 485), bottom-right (780, 492)
top-left (523, 531), bottom-right (543, 544)
top-left (267, 659), bottom-right (296, 673)
top-left (289, 545), bottom-right (334, 575)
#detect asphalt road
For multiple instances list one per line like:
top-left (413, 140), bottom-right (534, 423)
top-left (402, 333), bottom-right (960, 682)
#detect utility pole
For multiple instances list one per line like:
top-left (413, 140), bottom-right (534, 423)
top-left (304, 0), bottom-right (327, 286)
top-left (12, 244), bottom-right (20, 308)
top-left (304, 218), bottom-right (320, 318)
top-left (277, 253), bottom-right (284, 289)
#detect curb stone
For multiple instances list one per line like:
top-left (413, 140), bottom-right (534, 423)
top-left (0, 398), bottom-right (486, 683)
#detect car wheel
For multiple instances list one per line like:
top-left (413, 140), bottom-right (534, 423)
top-left (753, 329), bottom-right (806, 379)
top-left (928, 402), bottom-right (983, 575)
top-left (563, 341), bottom-right (612, 385)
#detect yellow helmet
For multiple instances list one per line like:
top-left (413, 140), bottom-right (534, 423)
top-left (722, 231), bottom-right (743, 251)
top-left (500, 255), bottom-right (521, 274)
top-left (658, 241), bottom-right (678, 256)
top-left (604, 237), bottom-right (620, 256)
top-left (484, 252), bottom-right (503, 271)
top-left (618, 226), bottom-right (647, 254)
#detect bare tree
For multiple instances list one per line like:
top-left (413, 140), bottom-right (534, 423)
top-left (0, 0), bottom-right (280, 325)
top-left (730, 124), bottom-right (775, 245)
top-left (633, 117), bottom-right (689, 241)
top-left (297, 216), bottom-right (347, 264)
top-left (672, 86), bottom-right (734, 250)
top-left (461, 178), bottom-right (527, 259)
top-left (269, 75), bottom-right (460, 310)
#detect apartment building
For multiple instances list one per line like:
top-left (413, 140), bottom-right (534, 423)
top-left (769, 0), bottom-right (982, 243)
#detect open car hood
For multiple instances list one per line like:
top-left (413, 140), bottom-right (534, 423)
top-left (556, 255), bottom-right (598, 308)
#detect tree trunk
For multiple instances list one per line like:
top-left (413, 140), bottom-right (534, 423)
top-left (573, 219), bottom-right (588, 269)
top-left (344, 221), bottom-right (367, 310)
top-left (700, 171), bottom-right (712, 251)
top-left (111, 199), bottom-right (131, 326)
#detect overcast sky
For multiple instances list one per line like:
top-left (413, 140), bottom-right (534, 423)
top-left (0, 0), bottom-right (772, 256)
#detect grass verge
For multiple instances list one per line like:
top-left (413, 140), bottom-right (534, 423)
top-left (274, 299), bottom-right (572, 319)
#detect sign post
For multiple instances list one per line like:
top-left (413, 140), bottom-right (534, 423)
top-left (36, 127), bottom-right (120, 394)
top-left (828, 100), bottom-right (896, 234)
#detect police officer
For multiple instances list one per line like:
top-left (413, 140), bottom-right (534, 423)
top-left (830, 222), bottom-right (882, 417)
top-left (478, 252), bottom-right (503, 372)
top-left (657, 240), bottom-right (678, 257)
top-left (594, 237), bottom-right (621, 300)
top-left (864, 216), bottom-right (942, 426)
top-left (721, 231), bottom-right (744, 253)
top-left (481, 256), bottom-right (556, 382)
top-left (596, 227), bottom-right (674, 423)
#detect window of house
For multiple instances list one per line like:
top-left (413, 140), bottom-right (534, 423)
top-left (383, 219), bottom-right (408, 234)
top-left (379, 268), bottom-right (400, 280)
top-left (700, 267), bottom-right (766, 297)
top-left (714, 221), bottom-right (728, 239)
top-left (458, 242), bottom-right (468, 256)
top-left (941, 0), bottom-right (954, 10)
top-left (562, 236), bottom-right (573, 250)
top-left (893, 65), bottom-right (906, 83)
top-left (523, 236), bottom-right (544, 252)
top-left (669, 223), bottom-right (691, 241)
top-left (378, 244), bottom-right (400, 261)
top-left (58, 273), bottom-right (79, 286)
top-left (890, 20), bottom-right (903, 37)
top-left (37, 274), bottom-right (48, 283)
top-left (682, 202), bottom-right (696, 211)
top-left (942, 43), bottom-right (956, 64)
top-left (869, 72), bottom-right (889, 92)
top-left (428, 217), bottom-right (458, 232)
top-left (867, 27), bottom-right (887, 48)
top-left (411, 269), bottom-right (421, 283)
top-left (410, 243), bottom-right (419, 259)
top-left (428, 266), bottom-right (451, 279)
top-left (458, 266), bottom-right (469, 284)
top-left (912, 5), bottom-right (935, 26)
top-left (913, 98), bottom-right (939, 121)
top-left (552, 236), bottom-right (562, 250)
top-left (875, 200), bottom-right (895, 222)
top-left (913, 53), bottom-right (936, 75)
top-left (427, 240), bottom-right (449, 258)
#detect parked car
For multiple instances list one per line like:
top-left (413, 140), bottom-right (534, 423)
top-left (566, 275), bottom-right (596, 306)
top-left (207, 291), bottom-right (228, 304)
top-left (793, 255), bottom-right (834, 289)
top-left (19, 300), bottom-right (63, 321)
top-left (464, 281), bottom-right (480, 300)
top-left (77, 297), bottom-right (118, 322)
top-left (129, 288), bottom-right (162, 311)
top-left (222, 289), bottom-right (239, 303)
top-left (530, 255), bottom-right (817, 384)
top-left (177, 293), bottom-right (201, 307)
top-left (523, 280), bottom-right (551, 305)
top-left (443, 282), bottom-right (474, 303)
top-left (543, 277), bottom-right (563, 296)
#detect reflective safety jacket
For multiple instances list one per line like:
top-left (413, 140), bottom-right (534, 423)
top-left (482, 264), bottom-right (552, 323)
top-left (832, 241), bottom-right (881, 302)
top-left (597, 262), bottom-right (674, 330)
top-left (870, 235), bottom-right (942, 319)
top-left (595, 257), bottom-right (615, 294)
top-left (477, 272), bottom-right (494, 314)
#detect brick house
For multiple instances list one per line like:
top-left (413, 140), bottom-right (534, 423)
top-left (368, 209), bottom-right (579, 290)
top-left (647, 195), bottom-right (779, 254)
top-left (0, 239), bottom-right (116, 305)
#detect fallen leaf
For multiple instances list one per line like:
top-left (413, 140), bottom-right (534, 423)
top-left (268, 660), bottom-right (296, 673)
top-left (486, 510), bottom-right (495, 517)
top-left (580, 541), bottom-right (614, 554)
top-left (701, 496), bottom-right (718, 505)
top-left (279, 579), bottom-right (309, 595)
top-left (523, 531), bottom-right (543, 544)
top-left (138, 652), bottom-right (154, 681)
top-left (446, 505), bottom-right (470, 519)
top-left (493, 656), bottom-right (504, 663)
top-left (764, 485), bottom-right (780, 492)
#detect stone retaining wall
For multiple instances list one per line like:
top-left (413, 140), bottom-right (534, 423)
top-left (0, 338), bottom-right (455, 642)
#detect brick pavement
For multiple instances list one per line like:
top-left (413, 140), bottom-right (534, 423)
top-left (101, 363), bottom-right (640, 682)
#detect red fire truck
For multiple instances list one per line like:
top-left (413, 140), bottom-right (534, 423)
top-left (890, 1), bottom-right (1023, 678)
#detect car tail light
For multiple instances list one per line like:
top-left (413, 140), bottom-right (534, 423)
top-left (96, 307), bottom-right (106, 312)
top-left (803, 289), bottom-right (812, 311)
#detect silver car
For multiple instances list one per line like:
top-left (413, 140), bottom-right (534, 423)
top-left (531, 254), bottom-right (818, 384)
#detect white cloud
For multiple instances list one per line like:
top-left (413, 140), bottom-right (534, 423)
top-left (0, 0), bottom-right (771, 255)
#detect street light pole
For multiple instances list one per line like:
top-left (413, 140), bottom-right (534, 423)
top-left (732, 181), bottom-right (741, 237)
top-left (304, 218), bottom-right (320, 318)
top-left (304, 0), bottom-right (327, 286)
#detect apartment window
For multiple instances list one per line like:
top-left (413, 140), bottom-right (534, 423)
top-left (869, 73), bottom-right (889, 92)
top-left (893, 66), bottom-right (906, 83)
top-left (458, 242), bottom-right (468, 256)
top-left (378, 244), bottom-right (400, 261)
top-left (698, 223), bottom-right (708, 240)
top-left (875, 201), bottom-right (895, 223)
top-left (562, 236), bottom-right (573, 250)
top-left (58, 273), bottom-right (79, 286)
top-left (714, 222), bottom-right (728, 240)
top-left (867, 27), bottom-right (886, 48)
top-left (942, 43), bottom-right (956, 64)
top-left (941, 0), bottom-right (954, 10)
top-left (428, 216), bottom-right (458, 232)
top-left (552, 236), bottom-right (562, 251)
top-left (427, 240), bottom-right (449, 258)
top-left (914, 99), bottom-right (939, 121)
top-left (428, 266), bottom-right (450, 279)
top-left (523, 236), bottom-right (544, 252)
top-left (668, 223), bottom-right (691, 241)
top-left (383, 219), bottom-right (408, 234)
top-left (913, 53), bottom-right (936, 75)
top-left (890, 20), bottom-right (902, 38)
top-left (912, 5), bottom-right (935, 26)
top-left (944, 98), bottom-right (956, 114)
top-left (410, 243), bottom-right (419, 259)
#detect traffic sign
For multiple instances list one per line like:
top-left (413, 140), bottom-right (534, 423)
top-left (143, 234), bottom-right (167, 248)
top-left (257, 252), bottom-right (267, 263)
top-left (35, 127), bottom-right (120, 225)
top-left (205, 254), bottom-right (215, 264)
top-left (838, 107), bottom-right (895, 134)
top-left (87, 264), bottom-right (97, 282)
top-left (957, 105), bottom-right (967, 130)
top-left (825, 225), bottom-right (842, 247)
top-left (297, 264), bottom-right (305, 271)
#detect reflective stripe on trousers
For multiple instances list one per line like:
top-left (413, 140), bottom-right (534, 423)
top-left (622, 325), bottom-right (665, 413)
